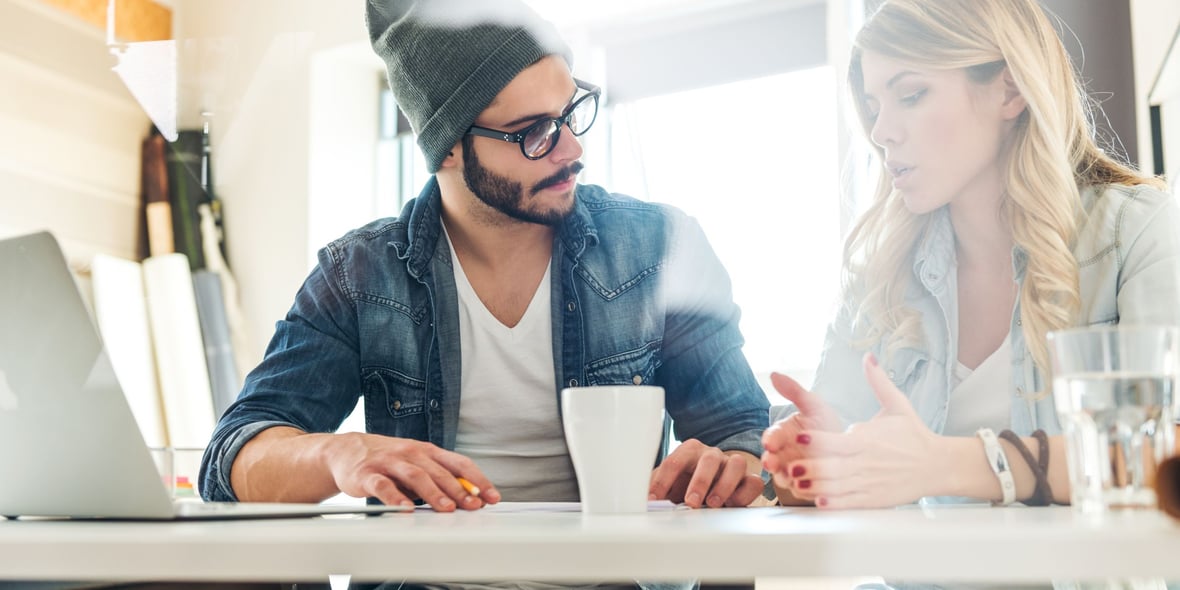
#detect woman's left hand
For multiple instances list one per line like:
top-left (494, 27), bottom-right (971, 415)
top-left (787, 352), bottom-right (945, 509)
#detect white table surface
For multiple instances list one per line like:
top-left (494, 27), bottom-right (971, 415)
top-left (1, 504), bottom-right (1178, 584)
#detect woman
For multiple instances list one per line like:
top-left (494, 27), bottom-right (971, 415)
top-left (762, 0), bottom-right (1180, 508)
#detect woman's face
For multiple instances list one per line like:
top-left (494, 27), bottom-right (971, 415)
top-left (860, 51), bottom-right (1020, 215)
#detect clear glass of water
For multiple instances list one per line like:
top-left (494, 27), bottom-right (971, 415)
top-left (1048, 325), bottom-right (1180, 513)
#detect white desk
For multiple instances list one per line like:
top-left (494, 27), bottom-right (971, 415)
top-left (1, 505), bottom-right (1178, 584)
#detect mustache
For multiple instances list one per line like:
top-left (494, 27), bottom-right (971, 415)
top-left (531, 161), bottom-right (585, 195)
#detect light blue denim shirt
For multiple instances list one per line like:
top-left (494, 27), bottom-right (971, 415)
top-left (200, 179), bottom-right (769, 502)
top-left (789, 183), bottom-right (1180, 438)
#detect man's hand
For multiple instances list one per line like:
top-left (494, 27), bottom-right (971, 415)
top-left (231, 427), bottom-right (500, 512)
top-left (325, 432), bottom-right (501, 512)
top-left (647, 439), bottom-right (764, 508)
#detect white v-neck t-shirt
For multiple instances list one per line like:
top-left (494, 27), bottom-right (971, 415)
top-left (943, 338), bottom-right (1013, 436)
top-left (446, 235), bottom-right (578, 502)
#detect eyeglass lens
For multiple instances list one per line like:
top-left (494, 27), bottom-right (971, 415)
top-left (521, 93), bottom-right (599, 158)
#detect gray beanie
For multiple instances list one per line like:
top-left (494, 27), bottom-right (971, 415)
top-left (366, 0), bottom-right (573, 172)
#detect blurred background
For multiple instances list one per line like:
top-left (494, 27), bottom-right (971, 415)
top-left (1, 0), bottom-right (1178, 404)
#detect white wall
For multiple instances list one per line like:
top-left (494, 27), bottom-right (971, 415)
top-left (173, 0), bottom-right (377, 365)
top-left (1131, 0), bottom-right (1180, 176)
top-left (0, 0), bottom-right (148, 271)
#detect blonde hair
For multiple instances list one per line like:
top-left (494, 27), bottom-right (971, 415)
top-left (844, 0), bottom-right (1163, 375)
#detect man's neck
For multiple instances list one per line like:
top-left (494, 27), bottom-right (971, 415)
top-left (439, 195), bottom-right (555, 329)
top-left (439, 199), bottom-right (555, 271)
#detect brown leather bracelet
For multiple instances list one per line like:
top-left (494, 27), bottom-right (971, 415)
top-left (1031, 429), bottom-right (1054, 504)
top-left (998, 429), bottom-right (1052, 506)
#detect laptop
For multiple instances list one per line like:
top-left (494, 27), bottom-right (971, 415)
top-left (0, 231), bottom-right (410, 520)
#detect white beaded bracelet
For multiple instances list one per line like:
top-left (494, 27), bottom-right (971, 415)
top-left (976, 427), bottom-right (1016, 505)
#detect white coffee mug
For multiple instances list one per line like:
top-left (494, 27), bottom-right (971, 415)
top-left (561, 385), bottom-right (665, 514)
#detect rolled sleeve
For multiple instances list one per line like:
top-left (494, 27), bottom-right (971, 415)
top-left (658, 214), bottom-right (769, 456)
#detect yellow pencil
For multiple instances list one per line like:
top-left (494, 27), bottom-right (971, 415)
top-left (456, 477), bottom-right (481, 498)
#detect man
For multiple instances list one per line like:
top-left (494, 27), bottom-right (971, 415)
top-left (199, 0), bottom-right (769, 514)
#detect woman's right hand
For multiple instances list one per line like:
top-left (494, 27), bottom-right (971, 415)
top-left (761, 372), bottom-right (844, 498)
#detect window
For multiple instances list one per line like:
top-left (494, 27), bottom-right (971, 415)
top-left (604, 67), bottom-right (844, 399)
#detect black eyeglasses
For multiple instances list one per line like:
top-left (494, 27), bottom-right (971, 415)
top-left (466, 79), bottom-right (601, 160)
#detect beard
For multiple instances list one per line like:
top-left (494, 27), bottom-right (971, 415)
top-left (461, 136), bottom-right (583, 226)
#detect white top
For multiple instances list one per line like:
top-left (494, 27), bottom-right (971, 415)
top-left (943, 338), bottom-right (1012, 436)
top-left (447, 234), bottom-right (578, 502)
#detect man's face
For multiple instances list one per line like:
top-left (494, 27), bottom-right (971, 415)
top-left (462, 135), bottom-right (583, 226)
top-left (459, 55), bottom-right (586, 225)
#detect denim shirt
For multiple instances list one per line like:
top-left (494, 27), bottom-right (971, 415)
top-left (200, 179), bottom-right (769, 501)
top-left (792, 183), bottom-right (1180, 438)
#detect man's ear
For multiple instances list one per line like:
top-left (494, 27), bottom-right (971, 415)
top-left (439, 143), bottom-right (461, 169)
top-left (999, 67), bottom-right (1027, 120)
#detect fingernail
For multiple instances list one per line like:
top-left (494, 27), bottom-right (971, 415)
top-left (437, 497), bottom-right (454, 509)
top-left (791, 465), bottom-right (806, 477)
top-left (648, 493), bottom-right (657, 501)
top-left (798, 479), bottom-right (812, 489)
top-left (817, 497), bottom-right (828, 507)
top-left (797, 433), bottom-right (811, 445)
top-left (867, 353), bottom-right (878, 368)
top-left (708, 495), bottom-right (722, 507)
top-left (687, 492), bottom-right (701, 505)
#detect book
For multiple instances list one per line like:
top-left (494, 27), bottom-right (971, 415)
top-left (90, 254), bottom-right (169, 449)
top-left (142, 253), bottom-right (216, 448)
top-left (192, 270), bottom-right (240, 417)
top-left (142, 129), bottom-right (174, 258)
top-left (164, 131), bottom-right (207, 271)
top-left (199, 202), bottom-right (252, 383)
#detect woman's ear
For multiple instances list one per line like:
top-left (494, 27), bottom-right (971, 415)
top-left (999, 67), bottom-right (1027, 120)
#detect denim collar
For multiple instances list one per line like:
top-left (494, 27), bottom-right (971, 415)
top-left (912, 206), bottom-right (955, 294)
top-left (912, 205), bottom-right (1030, 289)
top-left (397, 177), bottom-right (601, 279)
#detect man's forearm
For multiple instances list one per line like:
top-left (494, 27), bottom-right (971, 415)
top-left (230, 426), bottom-right (343, 503)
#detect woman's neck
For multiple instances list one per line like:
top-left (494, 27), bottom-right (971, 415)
top-left (948, 180), bottom-right (1014, 272)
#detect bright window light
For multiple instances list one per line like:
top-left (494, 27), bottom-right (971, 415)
top-left (606, 67), bottom-right (844, 398)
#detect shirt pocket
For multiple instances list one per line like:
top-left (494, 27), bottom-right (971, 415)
top-left (585, 340), bottom-right (662, 386)
top-left (886, 348), bottom-right (929, 391)
top-left (362, 367), bottom-right (427, 419)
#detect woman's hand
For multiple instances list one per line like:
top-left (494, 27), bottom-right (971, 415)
top-left (761, 372), bottom-right (845, 497)
top-left (784, 352), bottom-right (944, 509)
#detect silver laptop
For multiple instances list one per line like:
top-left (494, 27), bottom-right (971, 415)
top-left (0, 231), bottom-right (409, 520)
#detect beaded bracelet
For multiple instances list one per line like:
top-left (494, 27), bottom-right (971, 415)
top-left (977, 428), bottom-right (1016, 505)
top-left (998, 429), bottom-right (1054, 506)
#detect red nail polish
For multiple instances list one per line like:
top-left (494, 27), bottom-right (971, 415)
top-left (868, 353), bottom-right (878, 368)
top-left (791, 465), bottom-right (806, 478)
top-left (797, 433), bottom-right (811, 445)
top-left (817, 497), bottom-right (828, 507)
top-left (798, 479), bottom-right (812, 490)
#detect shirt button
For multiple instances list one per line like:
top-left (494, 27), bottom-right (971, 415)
top-left (568, 378), bottom-right (578, 387)
top-left (392, 400), bottom-right (402, 411)
top-left (888, 370), bottom-right (896, 380)
top-left (429, 399), bottom-right (440, 410)
top-left (566, 301), bottom-right (576, 312)
top-left (632, 375), bottom-right (643, 385)
top-left (1017, 318), bottom-right (1022, 326)
top-left (1015, 387), bottom-right (1024, 396)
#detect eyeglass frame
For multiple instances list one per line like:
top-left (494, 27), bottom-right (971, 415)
top-left (464, 79), bottom-right (601, 160)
